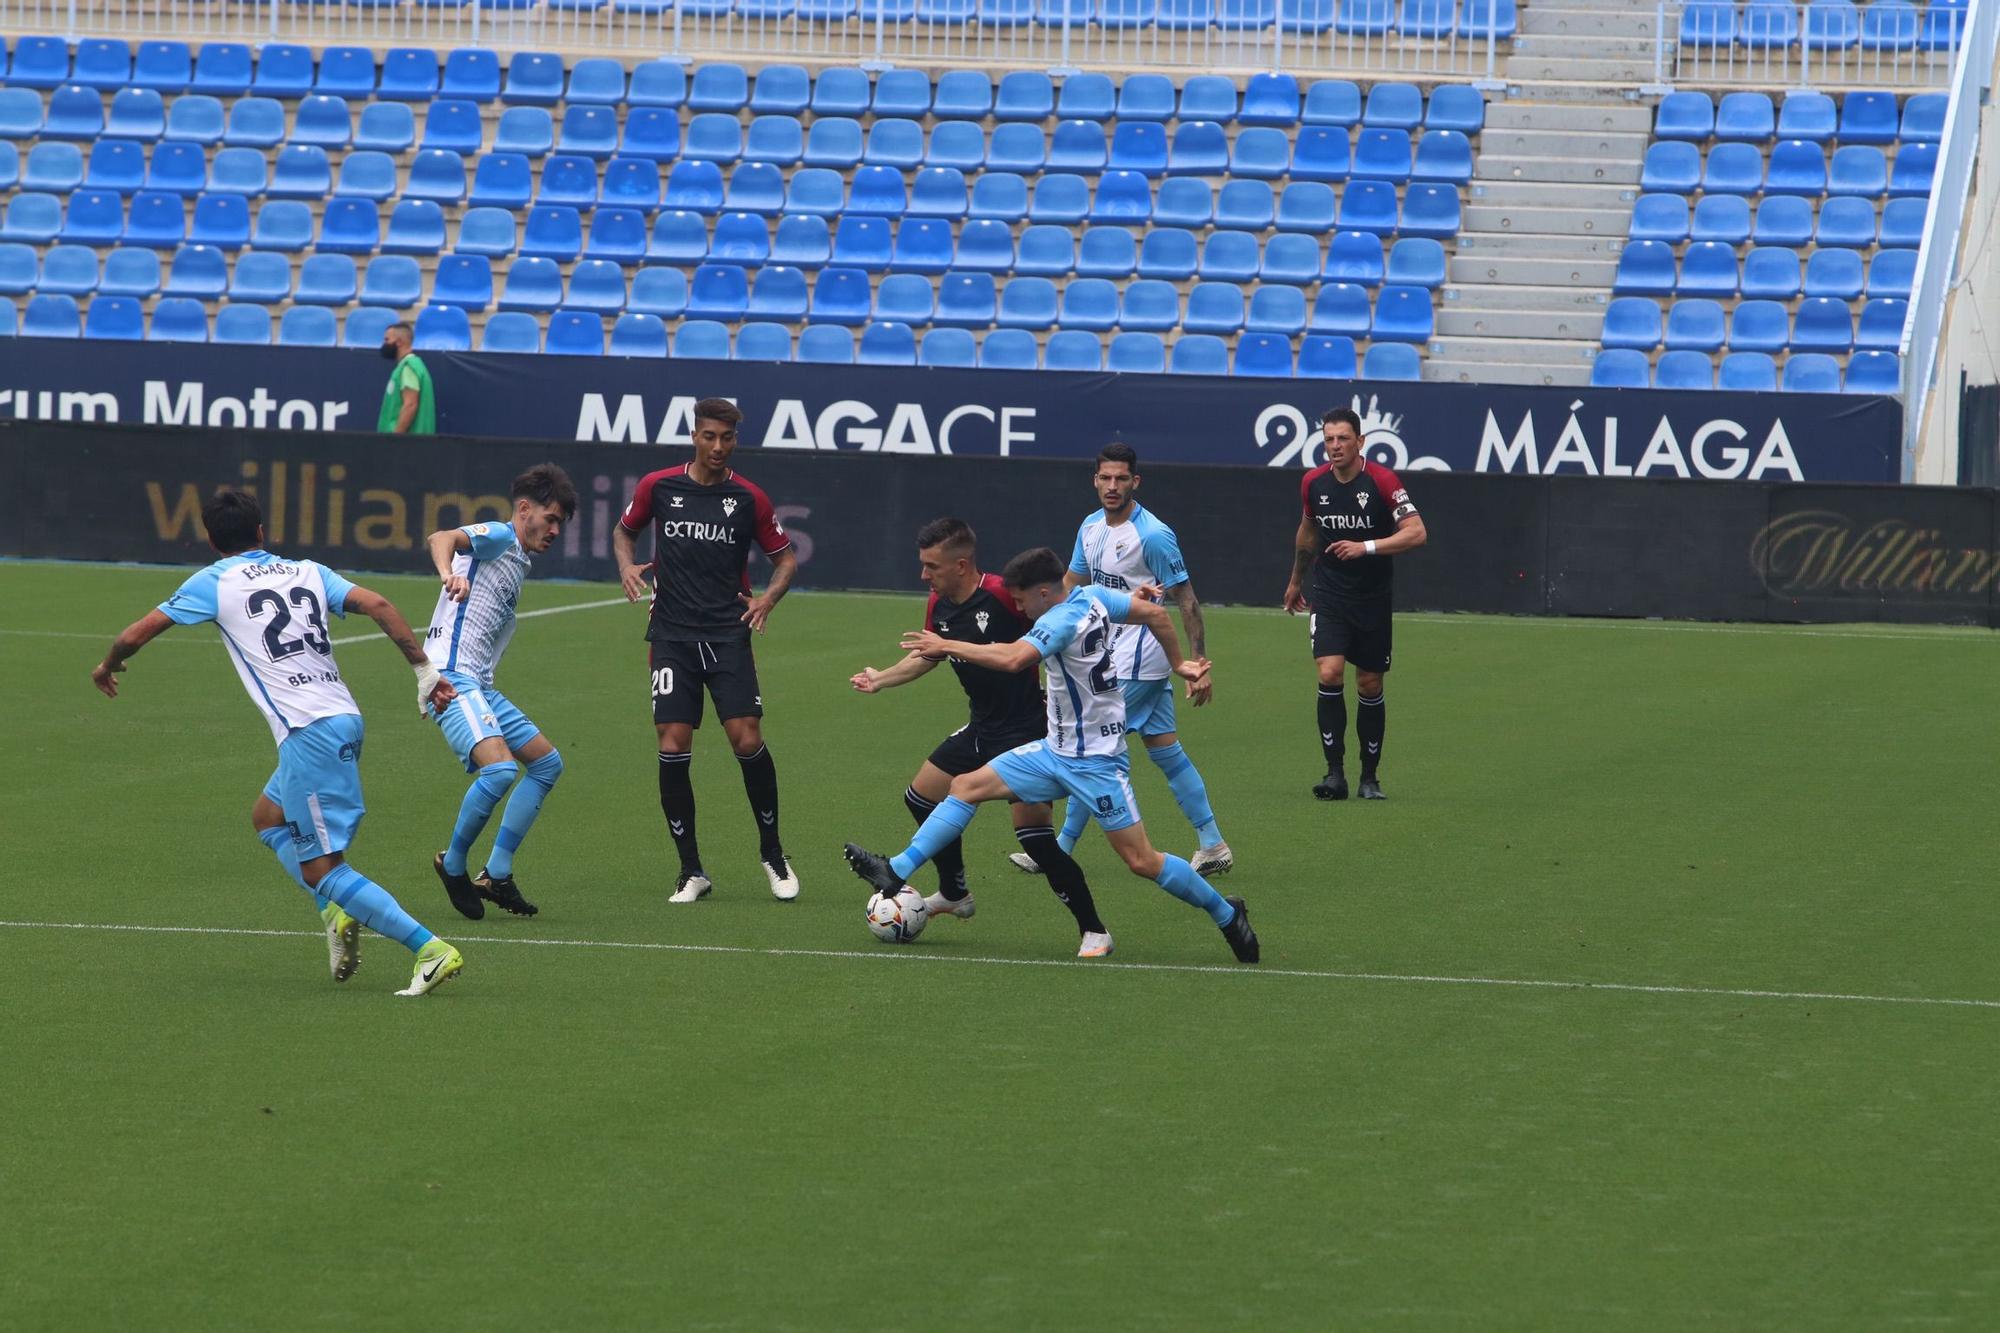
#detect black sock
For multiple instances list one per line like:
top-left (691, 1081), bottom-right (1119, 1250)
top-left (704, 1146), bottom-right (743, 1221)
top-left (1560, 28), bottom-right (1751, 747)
top-left (1015, 824), bottom-right (1107, 936)
top-left (1317, 685), bottom-right (1346, 774)
top-left (737, 744), bottom-right (783, 858)
top-left (657, 750), bottom-right (701, 872)
top-left (906, 786), bottom-right (967, 900)
top-left (1357, 691), bottom-right (1384, 778)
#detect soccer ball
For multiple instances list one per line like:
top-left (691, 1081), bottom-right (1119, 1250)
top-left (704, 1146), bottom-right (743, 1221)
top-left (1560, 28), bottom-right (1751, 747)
top-left (865, 886), bottom-right (930, 944)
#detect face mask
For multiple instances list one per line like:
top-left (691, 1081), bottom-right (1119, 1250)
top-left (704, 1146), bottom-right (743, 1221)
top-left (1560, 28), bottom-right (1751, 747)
top-left (379, 344), bottom-right (397, 360)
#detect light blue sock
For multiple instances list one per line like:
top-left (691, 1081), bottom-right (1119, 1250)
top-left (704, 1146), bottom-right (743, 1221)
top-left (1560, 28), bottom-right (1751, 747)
top-left (315, 863), bottom-right (433, 952)
top-left (257, 825), bottom-right (329, 911)
top-left (444, 760), bottom-right (518, 876)
top-left (487, 749), bottom-right (562, 879)
top-left (890, 796), bottom-right (978, 881)
top-left (1147, 741), bottom-right (1223, 849)
top-left (1153, 854), bottom-right (1234, 926)
top-left (1057, 797), bottom-right (1088, 855)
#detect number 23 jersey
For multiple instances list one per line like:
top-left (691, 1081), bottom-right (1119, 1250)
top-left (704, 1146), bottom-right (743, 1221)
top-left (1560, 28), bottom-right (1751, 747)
top-left (158, 550), bottom-right (360, 745)
top-left (1024, 586), bottom-right (1134, 759)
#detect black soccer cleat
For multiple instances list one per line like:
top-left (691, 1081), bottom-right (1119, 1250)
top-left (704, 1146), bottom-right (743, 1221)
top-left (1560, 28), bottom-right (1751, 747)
top-left (1312, 770), bottom-right (1349, 801)
top-left (1357, 776), bottom-right (1386, 801)
top-left (474, 869), bottom-right (539, 917)
top-left (1219, 896), bottom-right (1260, 965)
top-left (433, 851), bottom-right (485, 921)
top-left (843, 843), bottom-right (903, 897)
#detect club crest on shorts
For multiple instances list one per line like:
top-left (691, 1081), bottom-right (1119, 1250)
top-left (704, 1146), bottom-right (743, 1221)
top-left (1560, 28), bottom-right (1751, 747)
top-left (721, 497), bottom-right (738, 517)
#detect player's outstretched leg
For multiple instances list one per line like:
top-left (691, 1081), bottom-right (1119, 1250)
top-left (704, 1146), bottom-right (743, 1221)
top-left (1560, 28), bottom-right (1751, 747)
top-left (737, 743), bottom-right (799, 901)
top-left (658, 749), bottom-right (710, 903)
top-left (1146, 739), bottom-right (1231, 875)
top-left (310, 862), bottom-right (464, 995)
top-left (1314, 685), bottom-right (1348, 800)
top-left (1013, 821), bottom-right (1114, 957)
top-left (478, 748), bottom-right (561, 916)
top-left (907, 786), bottom-right (970, 912)
top-left (436, 760), bottom-right (517, 919)
top-left (1107, 827), bottom-right (1259, 964)
top-left (846, 795), bottom-right (979, 895)
top-left (1356, 690), bottom-right (1386, 800)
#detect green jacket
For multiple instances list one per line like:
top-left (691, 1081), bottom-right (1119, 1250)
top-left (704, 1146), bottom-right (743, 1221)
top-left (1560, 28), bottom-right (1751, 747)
top-left (378, 353), bottom-right (436, 434)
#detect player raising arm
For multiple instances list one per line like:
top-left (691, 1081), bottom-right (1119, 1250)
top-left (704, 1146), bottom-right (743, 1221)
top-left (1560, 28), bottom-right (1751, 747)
top-left (90, 489), bottom-right (466, 997)
top-left (1282, 407), bottom-right (1428, 802)
top-left (845, 547), bottom-right (1259, 964)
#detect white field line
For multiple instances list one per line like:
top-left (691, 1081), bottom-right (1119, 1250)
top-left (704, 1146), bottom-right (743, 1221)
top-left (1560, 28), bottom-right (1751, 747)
top-left (328, 596), bottom-right (630, 645)
top-left (3, 919), bottom-right (1994, 1012)
top-left (0, 597), bottom-right (631, 645)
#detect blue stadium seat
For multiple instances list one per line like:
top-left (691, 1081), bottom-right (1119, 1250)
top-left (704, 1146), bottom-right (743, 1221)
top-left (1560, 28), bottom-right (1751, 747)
top-left (245, 43), bottom-right (311, 99)
top-left (1284, 126), bottom-right (1351, 184)
top-left (72, 37), bottom-right (131, 90)
top-left (976, 328), bottom-right (1036, 370)
top-left (1717, 91), bottom-right (1776, 142)
top-left (870, 69), bottom-right (930, 119)
top-left (1703, 142), bottom-right (1764, 195)
top-left (844, 164), bottom-right (905, 216)
top-left (339, 305), bottom-right (395, 348)
top-left (38, 245), bottom-right (98, 296)
top-left (730, 321), bottom-right (789, 362)
top-left (1678, 241), bottom-right (1739, 296)
top-left (910, 167), bottom-right (969, 219)
top-left (935, 271), bottom-right (998, 327)
top-left (1740, 246), bottom-right (1803, 300)
top-left (185, 43), bottom-right (250, 98)
top-left (1043, 330), bottom-right (1102, 372)
top-left (1400, 0), bottom-right (1457, 37)
top-left (567, 259), bottom-right (628, 314)
top-left (378, 47), bottom-right (440, 101)
top-left (807, 118), bottom-right (866, 170)
top-left (859, 117), bottom-right (925, 171)
top-left (22, 293), bottom-right (81, 338)
top-left (7, 36), bottom-right (70, 90)
top-left (1069, 227), bottom-right (1132, 279)
top-left (1030, 174), bottom-right (1091, 224)
top-left (1386, 236), bottom-right (1447, 289)
top-left (334, 151), bottom-right (398, 204)
top-left (661, 160), bottom-right (724, 215)
top-left (275, 305), bottom-right (335, 348)
top-left (1641, 141), bottom-right (1702, 194)
top-left (994, 70), bottom-right (1054, 122)
top-left (100, 246), bottom-right (160, 298)
top-left (61, 190), bottom-right (123, 245)
top-left (316, 198), bottom-right (380, 254)
top-left (803, 266), bottom-right (869, 324)
top-left (627, 59), bottom-right (686, 109)
top-left (849, 320), bottom-right (914, 367)
top-left (934, 70), bottom-right (994, 120)
top-left (407, 149), bottom-right (468, 204)
top-left (1842, 349), bottom-right (1899, 394)
top-left (521, 205), bottom-right (583, 262)
top-left (608, 312), bottom-right (668, 358)
top-left (418, 99), bottom-right (486, 156)
top-left (294, 95), bottom-right (353, 149)
top-left (1764, 139), bottom-right (1828, 195)
top-left (1737, 0), bottom-right (1798, 46)
top-left (1320, 230), bottom-right (1384, 287)
top-left (1170, 333), bottom-right (1229, 375)
top-left (688, 63), bottom-right (750, 114)
top-left (1811, 196), bottom-right (1874, 249)
top-left (1782, 352), bottom-right (1842, 392)
top-left (221, 104), bottom-right (285, 156)
top-left (463, 155), bottom-right (530, 211)
top-left (1868, 249), bottom-right (1916, 300)
top-left (430, 253), bottom-right (492, 311)
top-left (1107, 74), bottom-right (1168, 124)
top-left (599, 157), bottom-right (661, 212)
top-left (1856, 298), bottom-right (1907, 350)
top-left (0, 88), bottom-right (45, 139)
top-left (736, 263), bottom-right (801, 320)
top-left (1146, 180), bottom-right (1209, 232)
top-left (1777, 90), bottom-right (1836, 141)
top-left (1050, 72), bottom-right (1113, 123)
top-left (1199, 231), bottom-right (1259, 283)
top-left (809, 67), bottom-right (870, 119)
top-left (916, 327), bottom-right (975, 366)
top-left (1920, 2), bottom-right (1969, 51)
top-left (1890, 142), bottom-right (1938, 197)
top-left (679, 113), bottom-right (739, 166)
top-left (207, 149), bottom-right (270, 202)
top-left (1839, 89), bottom-right (1899, 144)
top-left (0, 143), bottom-right (14, 193)
top-left (228, 251), bottom-right (291, 304)
top-left (1363, 81), bottom-right (1423, 130)
top-left (764, 215), bottom-right (828, 269)
top-left (923, 120), bottom-right (984, 173)
top-left (628, 266), bottom-right (688, 318)
top-left (1059, 277), bottom-right (1119, 331)
top-left (137, 142), bottom-right (203, 198)
top-left (504, 52), bottom-right (565, 107)
top-left (480, 310), bottom-right (542, 354)
top-left (1234, 332), bottom-right (1293, 377)
top-left (583, 206), bottom-right (646, 263)
top-left (1727, 298), bottom-right (1791, 352)
top-left (1261, 233), bottom-right (1323, 285)
top-left (562, 105), bottom-right (622, 161)
top-left (964, 173), bottom-right (1027, 225)
top-left (864, 272), bottom-right (926, 327)
top-left (1338, 180), bottom-right (1402, 236)
top-left (295, 254), bottom-right (358, 306)
top-left (1601, 297), bottom-right (1664, 350)
top-left (412, 303), bottom-right (470, 352)
top-left (269, 145), bottom-right (333, 200)
top-left (1005, 224), bottom-right (1069, 278)
top-left (1112, 121), bottom-right (1171, 177)
top-left (684, 262), bottom-right (748, 319)
top-left (1664, 298), bottom-right (1726, 351)
top-left (1104, 331), bottom-right (1164, 373)
top-left (1, 192), bottom-right (62, 244)
top-left (25, 143), bottom-right (84, 193)
top-left (1358, 341), bottom-right (1417, 379)
top-left (313, 46), bottom-right (374, 98)
top-left (1829, 144), bottom-right (1887, 197)
top-left (44, 85), bottom-right (105, 140)
top-left (1049, 120), bottom-right (1109, 174)
top-left (1296, 333), bottom-right (1356, 379)
top-left (1613, 240), bottom-right (1677, 295)
top-left (1590, 349), bottom-right (1650, 388)
top-left (564, 57), bottom-right (626, 107)
top-left (1752, 195), bottom-right (1814, 246)
top-left (161, 95), bottom-right (223, 147)
top-left (952, 217), bottom-right (1014, 273)
top-left (1227, 127), bottom-right (1291, 181)
top-left (120, 192), bottom-right (182, 248)
top-left (1689, 194), bottom-right (1752, 245)
top-left (106, 88), bottom-right (165, 142)
top-left (997, 275), bottom-right (1059, 328)
top-left (1088, 170), bottom-right (1151, 224)
top-left (1117, 279), bottom-right (1179, 332)
top-left (1413, 129), bottom-right (1473, 184)
top-left (830, 215), bottom-right (891, 270)
top-left (1653, 349), bottom-right (1714, 389)
top-left (1214, 181), bottom-right (1275, 231)
top-left (1792, 296), bottom-right (1854, 352)
top-left (360, 255), bottom-right (422, 308)
top-left (672, 319), bottom-right (730, 359)
top-left (1354, 128), bottom-right (1414, 183)
top-left (1184, 282), bottom-right (1246, 334)
top-left (1900, 92), bottom-right (1947, 144)
top-left (536, 156), bottom-right (599, 211)
top-left (1176, 75), bottom-right (1235, 124)
top-left (165, 243), bottom-right (229, 299)
top-left (1278, 182), bottom-right (1338, 232)
top-left (1248, 284), bottom-right (1308, 335)
top-left (1371, 284), bottom-right (1432, 342)
top-left (495, 256), bottom-right (561, 313)
top-left (1718, 351), bottom-right (1778, 390)
top-left (1655, 91), bottom-right (1714, 141)
top-left (1131, 227), bottom-right (1194, 282)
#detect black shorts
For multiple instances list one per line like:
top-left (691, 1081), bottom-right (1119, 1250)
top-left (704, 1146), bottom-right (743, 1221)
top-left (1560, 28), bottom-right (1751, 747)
top-left (926, 725), bottom-right (1044, 777)
top-left (650, 638), bottom-right (762, 727)
top-left (1309, 598), bottom-right (1393, 673)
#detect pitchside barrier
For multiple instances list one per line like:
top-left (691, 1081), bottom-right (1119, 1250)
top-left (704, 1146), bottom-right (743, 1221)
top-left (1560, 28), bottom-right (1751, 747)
top-left (4, 418), bottom-right (1994, 626)
top-left (0, 341), bottom-right (1903, 482)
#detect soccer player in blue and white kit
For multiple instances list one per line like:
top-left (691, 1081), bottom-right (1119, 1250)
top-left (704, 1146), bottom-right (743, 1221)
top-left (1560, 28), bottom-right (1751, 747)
top-left (90, 489), bottom-right (466, 996)
top-left (422, 464), bottom-right (577, 920)
top-left (1027, 443), bottom-right (1232, 877)
top-left (845, 547), bottom-right (1259, 963)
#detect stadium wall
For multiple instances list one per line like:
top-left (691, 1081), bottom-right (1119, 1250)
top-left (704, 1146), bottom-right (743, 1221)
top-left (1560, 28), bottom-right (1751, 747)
top-left (5, 419), bottom-right (1995, 627)
top-left (0, 340), bottom-right (1902, 481)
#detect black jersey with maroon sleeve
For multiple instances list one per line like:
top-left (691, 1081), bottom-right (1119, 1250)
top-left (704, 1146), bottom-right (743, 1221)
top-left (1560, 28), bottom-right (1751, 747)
top-left (1301, 460), bottom-right (1418, 602)
top-left (923, 574), bottom-right (1044, 739)
top-left (620, 465), bottom-right (792, 643)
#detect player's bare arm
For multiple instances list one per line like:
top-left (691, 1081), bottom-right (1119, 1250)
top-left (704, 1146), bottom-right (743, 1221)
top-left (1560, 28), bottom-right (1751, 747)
top-left (90, 608), bottom-right (176, 698)
top-left (346, 585), bottom-right (457, 714)
top-left (739, 547), bottom-right (798, 633)
top-left (1168, 581), bottom-right (1208, 660)
top-left (425, 527), bottom-right (473, 602)
top-left (1284, 512), bottom-right (1317, 612)
top-left (850, 651), bottom-right (940, 693)
top-left (611, 523), bottom-right (651, 603)
top-left (1329, 513), bottom-right (1429, 562)
top-left (901, 629), bottom-right (1041, 674)
top-left (1121, 599), bottom-right (1212, 699)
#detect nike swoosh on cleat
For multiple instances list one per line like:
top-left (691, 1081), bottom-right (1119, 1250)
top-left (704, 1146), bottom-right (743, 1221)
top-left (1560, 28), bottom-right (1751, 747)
top-left (421, 957), bottom-right (445, 982)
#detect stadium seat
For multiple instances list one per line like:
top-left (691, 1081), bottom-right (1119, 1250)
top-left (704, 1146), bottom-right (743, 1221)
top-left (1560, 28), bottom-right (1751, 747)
top-left (1225, 127), bottom-right (1289, 182)
top-left (1678, 241), bottom-right (1740, 297)
top-left (503, 52), bottom-right (564, 107)
top-left (1650, 349), bottom-right (1712, 389)
top-left (1829, 144), bottom-right (1888, 198)
top-left (1, 193), bottom-right (62, 245)
top-left (227, 251), bottom-right (290, 305)
top-left (333, 151), bottom-right (397, 204)
top-left (1792, 296), bottom-right (1855, 352)
top-left (1098, 331), bottom-right (1161, 374)
top-left (1689, 194), bottom-right (1750, 245)
top-left (0, 143), bottom-right (14, 193)
top-left (1357, 342), bottom-right (1417, 379)
top-left (1371, 284), bottom-right (1433, 342)
top-left (99, 247), bottom-right (160, 298)
top-left (565, 57), bottom-right (626, 107)
top-left (521, 206), bottom-right (584, 262)
top-left (1713, 350), bottom-right (1776, 390)
top-left (1900, 92), bottom-right (1947, 144)
top-left (1868, 249), bottom-right (1917, 300)
top-left (1323, 230), bottom-right (1386, 286)
top-left (1601, 297), bottom-right (1664, 351)
top-left (1741, 246), bottom-right (1803, 299)
top-left (1386, 237), bottom-right (1447, 289)
top-left (480, 310), bottom-right (542, 354)
top-left (106, 88), bottom-right (165, 142)
top-left (951, 217), bottom-right (1013, 273)
top-left (1340, 180), bottom-right (1406, 236)
top-left (935, 271), bottom-right (998, 327)
top-left (808, 118), bottom-right (867, 170)
top-left (921, 120), bottom-right (983, 174)
top-left (739, 264), bottom-right (802, 320)
top-left (1891, 143), bottom-right (1938, 198)
top-left (309, 46), bottom-right (372, 99)
top-left (162, 95), bottom-right (224, 147)
top-left (429, 253), bottom-right (492, 312)
top-left (1127, 228), bottom-right (1192, 283)
top-left (537, 156), bottom-right (600, 211)
top-left (0, 88), bottom-right (45, 139)
top-left (1614, 241), bottom-right (1677, 296)
top-left (974, 329), bottom-right (1034, 370)
top-left (1089, 171), bottom-right (1151, 225)
top-left (603, 312), bottom-right (665, 359)
top-left (823, 215), bottom-right (886, 271)
top-left (998, 224), bottom-right (1067, 279)
top-left (1261, 233), bottom-right (1322, 286)
top-left (1590, 348), bottom-right (1650, 388)
top-left (1164, 122), bottom-right (1225, 178)
top-left (464, 155), bottom-right (530, 212)
top-left (993, 70), bottom-right (1054, 122)
top-left (970, 173), bottom-right (1030, 224)
top-left (542, 310), bottom-right (602, 357)
top-left (415, 100), bottom-right (485, 156)
top-left (562, 258), bottom-right (626, 315)
top-left (1296, 333), bottom-right (1357, 379)
top-left (377, 47), bottom-right (440, 101)
top-left (1152, 178), bottom-right (1213, 230)
top-left (216, 99), bottom-right (283, 153)
top-left (1109, 74), bottom-right (1169, 123)
top-left (1402, 183), bottom-right (1463, 241)
top-left (854, 320), bottom-right (917, 366)
top-left (118, 192), bottom-right (181, 249)
top-left (1809, 196), bottom-right (1874, 250)
top-left (293, 95), bottom-right (353, 150)
top-left (243, 43), bottom-right (310, 99)
top-left (1641, 141), bottom-right (1702, 194)
top-left (271, 304), bottom-right (335, 348)
top-left (628, 266), bottom-right (688, 318)
top-left (1215, 181), bottom-right (1275, 231)
top-left (561, 105), bottom-right (621, 161)
top-left (1241, 73), bottom-right (1301, 126)
top-left (359, 255), bottom-right (422, 309)
top-left (1111, 279), bottom-right (1176, 332)
top-left (1856, 298), bottom-right (1908, 350)
top-left (1726, 299), bottom-right (1790, 353)
top-left (625, 59), bottom-right (685, 111)
top-left (61, 190), bottom-right (123, 246)
top-left (730, 321), bottom-right (789, 362)
top-left (1781, 351), bottom-right (1841, 392)
top-left (132, 143), bottom-right (201, 201)
top-left (1841, 349), bottom-right (1898, 394)
top-left (1655, 91), bottom-right (1715, 141)
top-left (672, 319), bottom-right (730, 359)
top-left (456, 207), bottom-right (518, 259)
top-left (295, 254), bottom-right (358, 306)
top-left (805, 67), bottom-right (867, 119)
top-left (1199, 231), bottom-right (1259, 283)
top-left (1247, 284), bottom-right (1307, 335)
top-left (264, 145), bottom-right (329, 201)
top-left (1428, 84), bottom-right (1487, 135)
top-left (1766, 140), bottom-right (1829, 195)
top-left (1362, 81), bottom-right (1423, 131)
top-left (1234, 332), bottom-right (1294, 377)
top-left (910, 167), bottom-right (969, 219)
top-left (1029, 175), bottom-right (1090, 226)
top-left (997, 275), bottom-right (1059, 329)
top-left (1184, 282), bottom-right (1247, 334)
top-left (1716, 92), bottom-right (1776, 142)
top-left (917, 327), bottom-right (976, 367)
top-left (7, 37), bottom-right (71, 90)
top-left (1278, 182), bottom-right (1338, 233)
top-left (874, 273), bottom-right (935, 327)
top-left (595, 158), bottom-right (660, 212)
top-left (1169, 334), bottom-right (1229, 375)
top-left (163, 244), bottom-right (228, 299)
top-left (1735, 0), bottom-right (1798, 46)
top-left (1777, 90), bottom-right (1837, 142)
top-left (314, 198), bottom-right (379, 255)
top-left (934, 71), bottom-right (994, 120)
top-left (338, 305), bottom-right (394, 349)
top-left (1839, 89), bottom-right (1899, 145)
top-left (1751, 195), bottom-right (1814, 247)
top-left (411, 303), bottom-right (469, 352)
top-left (660, 161), bottom-right (723, 215)
top-left (1059, 278), bottom-right (1119, 331)
top-left (22, 293), bottom-right (81, 338)
top-left (1354, 128), bottom-right (1414, 183)
top-left (72, 38), bottom-right (132, 90)
top-left (1039, 330), bottom-right (1099, 372)
top-left (1413, 130), bottom-right (1473, 184)
top-left (43, 85), bottom-right (105, 141)
top-left (1664, 298), bottom-right (1726, 352)
top-left (38, 246), bottom-right (98, 297)
top-left (868, 69), bottom-right (929, 120)
top-left (1049, 120), bottom-right (1108, 174)
top-left (24, 143), bottom-right (83, 194)
top-left (1701, 142), bottom-right (1763, 195)
top-left (845, 164), bottom-right (906, 216)
top-left (679, 263), bottom-right (745, 320)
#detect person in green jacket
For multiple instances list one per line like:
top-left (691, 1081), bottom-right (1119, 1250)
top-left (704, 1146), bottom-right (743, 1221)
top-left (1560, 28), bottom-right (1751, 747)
top-left (377, 322), bottom-right (437, 435)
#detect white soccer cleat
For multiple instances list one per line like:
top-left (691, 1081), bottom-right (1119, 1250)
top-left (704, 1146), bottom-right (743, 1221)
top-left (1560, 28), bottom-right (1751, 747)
top-left (1190, 842), bottom-right (1235, 877)
top-left (763, 855), bottom-right (800, 901)
top-left (668, 872), bottom-right (713, 904)
top-left (1077, 932), bottom-right (1115, 959)
top-left (923, 891), bottom-right (976, 920)
top-left (395, 939), bottom-right (462, 997)
top-left (320, 903), bottom-right (360, 983)
top-left (1007, 852), bottom-right (1045, 875)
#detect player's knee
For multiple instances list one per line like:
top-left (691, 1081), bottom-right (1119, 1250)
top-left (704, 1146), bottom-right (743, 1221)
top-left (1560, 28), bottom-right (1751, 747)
top-left (1119, 844), bottom-right (1163, 878)
top-left (527, 748), bottom-right (564, 787)
top-left (1356, 673), bottom-right (1384, 697)
top-left (1317, 659), bottom-right (1346, 687)
top-left (475, 760), bottom-right (519, 797)
top-left (947, 773), bottom-right (981, 802)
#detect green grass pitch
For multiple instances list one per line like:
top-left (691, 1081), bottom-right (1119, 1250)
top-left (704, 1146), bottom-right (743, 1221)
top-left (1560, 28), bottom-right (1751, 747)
top-left (3, 560), bottom-right (1997, 1330)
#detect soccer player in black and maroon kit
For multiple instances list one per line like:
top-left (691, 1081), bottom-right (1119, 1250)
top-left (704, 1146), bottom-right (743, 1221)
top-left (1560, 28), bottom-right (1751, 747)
top-left (612, 398), bottom-right (802, 904)
top-left (1282, 407), bottom-right (1428, 802)
top-left (850, 518), bottom-right (1113, 955)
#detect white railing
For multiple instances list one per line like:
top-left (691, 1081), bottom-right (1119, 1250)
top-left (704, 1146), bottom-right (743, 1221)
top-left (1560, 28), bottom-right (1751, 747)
top-left (1669, 0), bottom-right (1964, 88)
top-left (1901, 0), bottom-right (1996, 477)
top-left (0, 0), bottom-right (1510, 77)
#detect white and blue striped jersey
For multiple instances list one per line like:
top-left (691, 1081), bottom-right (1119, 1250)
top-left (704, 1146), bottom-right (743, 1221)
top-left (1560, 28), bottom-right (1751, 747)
top-left (424, 521), bottom-right (529, 689)
top-left (1025, 586), bottom-right (1135, 759)
top-left (1067, 504), bottom-right (1188, 681)
top-left (157, 550), bottom-right (359, 746)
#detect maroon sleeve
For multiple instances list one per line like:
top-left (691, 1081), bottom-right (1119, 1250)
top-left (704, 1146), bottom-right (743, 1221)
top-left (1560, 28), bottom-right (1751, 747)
top-left (1364, 461), bottom-right (1417, 520)
top-left (741, 478), bottom-right (793, 557)
top-left (618, 468), bottom-right (670, 532)
top-left (1300, 464), bottom-right (1329, 512)
top-left (985, 574), bottom-right (1030, 628)
top-left (919, 591), bottom-right (946, 660)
